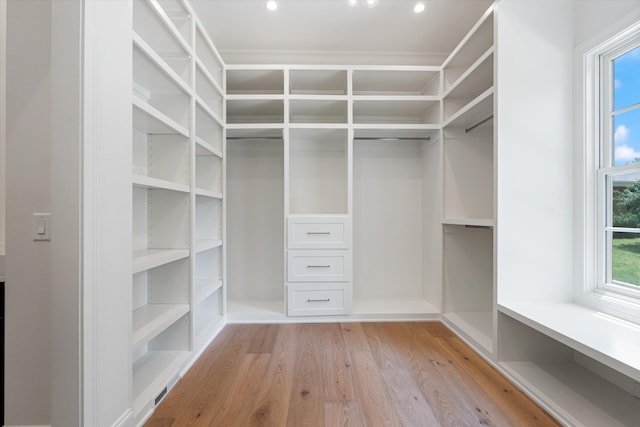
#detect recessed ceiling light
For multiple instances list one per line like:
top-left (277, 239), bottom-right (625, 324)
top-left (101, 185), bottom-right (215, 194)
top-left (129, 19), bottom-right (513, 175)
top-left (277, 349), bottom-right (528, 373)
top-left (414, 2), bottom-right (425, 13)
top-left (365, 0), bottom-right (378, 8)
top-left (266, 0), bottom-right (278, 11)
top-left (347, 0), bottom-right (358, 6)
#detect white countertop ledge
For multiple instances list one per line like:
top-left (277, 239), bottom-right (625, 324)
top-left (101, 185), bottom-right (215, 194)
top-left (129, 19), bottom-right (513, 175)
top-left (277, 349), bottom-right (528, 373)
top-left (498, 301), bottom-right (640, 382)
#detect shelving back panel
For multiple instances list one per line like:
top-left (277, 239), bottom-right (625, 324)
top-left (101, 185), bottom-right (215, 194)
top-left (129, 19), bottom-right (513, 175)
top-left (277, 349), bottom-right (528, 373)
top-left (227, 99), bottom-right (285, 124)
top-left (352, 139), bottom-right (426, 300)
top-left (195, 155), bottom-right (223, 193)
top-left (353, 100), bottom-right (439, 125)
top-left (195, 103), bottom-right (224, 150)
top-left (289, 128), bottom-right (348, 215)
top-left (195, 25), bottom-right (224, 90)
top-left (133, 131), bottom-right (190, 185)
top-left (443, 224), bottom-right (493, 313)
top-left (227, 138), bottom-right (285, 302)
top-left (195, 247), bottom-right (222, 282)
top-left (443, 130), bottom-right (493, 220)
top-left (133, 188), bottom-right (190, 251)
top-left (289, 69), bottom-right (347, 95)
top-left (195, 196), bottom-right (222, 241)
top-left (133, 0), bottom-right (191, 85)
top-left (155, 0), bottom-right (192, 45)
top-left (227, 69), bottom-right (284, 95)
top-left (196, 65), bottom-right (224, 119)
top-left (352, 69), bottom-right (440, 96)
top-left (289, 99), bottom-right (348, 124)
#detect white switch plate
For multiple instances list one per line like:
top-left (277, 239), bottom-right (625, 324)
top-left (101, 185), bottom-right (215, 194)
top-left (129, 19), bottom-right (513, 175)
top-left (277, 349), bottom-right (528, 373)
top-left (33, 213), bottom-right (51, 241)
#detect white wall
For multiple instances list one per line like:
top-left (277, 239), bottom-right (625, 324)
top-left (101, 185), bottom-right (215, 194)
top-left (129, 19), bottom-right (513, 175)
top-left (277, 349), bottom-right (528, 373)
top-left (5, 0), bottom-right (52, 424)
top-left (574, 0), bottom-right (640, 47)
top-left (495, 0), bottom-right (575, 303)
top-left (0, 0), bottom-right (6, 261)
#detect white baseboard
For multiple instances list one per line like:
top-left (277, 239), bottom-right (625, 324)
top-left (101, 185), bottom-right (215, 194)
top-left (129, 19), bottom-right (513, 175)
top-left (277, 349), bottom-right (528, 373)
top-left (4, 425), bottom-right (52, 427)
top-left (111, 409), bottom-right (133, 427)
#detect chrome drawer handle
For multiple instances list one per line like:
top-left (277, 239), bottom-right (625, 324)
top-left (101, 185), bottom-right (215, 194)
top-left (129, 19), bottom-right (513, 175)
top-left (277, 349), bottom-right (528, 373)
top-left (307, 265), bottom-right (330, 268)
top-left (307, 298), bottom-right (330, 302)
top-left (307, 231), bottom-right (330, 235)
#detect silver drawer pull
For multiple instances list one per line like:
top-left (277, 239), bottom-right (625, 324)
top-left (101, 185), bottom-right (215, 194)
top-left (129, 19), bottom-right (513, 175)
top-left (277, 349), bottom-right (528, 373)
top-left (307, 265), bottom-right (330, 268)
top-left (307, 298), bottom-right (330, 302)
top-left (307, 231), bottom-right (330, 235)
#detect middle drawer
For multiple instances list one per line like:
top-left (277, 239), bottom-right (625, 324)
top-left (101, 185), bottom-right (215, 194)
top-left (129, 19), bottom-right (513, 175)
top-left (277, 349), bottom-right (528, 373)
top-left (287, 249), bottom-right (351, 282)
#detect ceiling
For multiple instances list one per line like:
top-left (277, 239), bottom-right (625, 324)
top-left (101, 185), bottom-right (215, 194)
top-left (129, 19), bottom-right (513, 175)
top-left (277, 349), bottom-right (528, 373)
top-left (189, 0), bottom-right (493, 64)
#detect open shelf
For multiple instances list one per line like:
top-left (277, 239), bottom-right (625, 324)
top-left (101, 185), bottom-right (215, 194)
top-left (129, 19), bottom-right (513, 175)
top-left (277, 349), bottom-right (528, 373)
top-left (195, 153), bottom-right (223, 194)
top-left (352, 68), bottom-right (440, 96)
top-left (227, 68), bottom-right (284, 95)
top-left (289, 99), bottom-right (348, 124)
top-left (132, 350), bottom-right (190, 416)
top-left (227, 300), bottom-right (286, 322)
top-left (132, 249), bottom-right (189, 274)
top-left (194, 279), bottom-right (223, 305)
top-left (443, 311), bottom-right (493, 354)
top-left (133, 130), bottom-right (189, 187)
top-left (194, 289), bottom-right (225, 349)
top-left (290, 69), bottom-right (347, 95)
top-left (498, 311), bottom-right (640, 427)
top-left (195, 195), bottom-right (223, 242)
top-left (353, 99), bottom-right (439, 125)
top-left (132, 174), bottom-right (189, 193)
top-left (155, 0), bottom-right (192, 44)
top-left (133, 96), bottom-right (189, 137)
top-left (227, 99), bottom-right (284, 124)
top-left (195, 239), bottom-right (223, 253)
top-left (195, 24), bottom-right (224, 90)
top-left (133, 0), bottom-right (191, 85)
top-left (132, 303), bottom-right (189, 349)
top-left (444, 48), bottom-right (494, 100)
top-left (195, 103), bottom-right (223, 151)
top-left (443, 87), bottom-right (494, 131)
top-left (196, 64), bottom-right (224, 120)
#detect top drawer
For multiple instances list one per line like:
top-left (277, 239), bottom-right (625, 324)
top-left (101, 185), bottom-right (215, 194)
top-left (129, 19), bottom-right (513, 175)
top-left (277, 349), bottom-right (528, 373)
top-left (287, 216), bottom-right (351, 249)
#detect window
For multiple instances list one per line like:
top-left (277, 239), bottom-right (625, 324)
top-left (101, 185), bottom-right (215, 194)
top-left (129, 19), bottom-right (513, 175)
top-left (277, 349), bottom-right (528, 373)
top-left (596, 36), bottom-right (640, 301)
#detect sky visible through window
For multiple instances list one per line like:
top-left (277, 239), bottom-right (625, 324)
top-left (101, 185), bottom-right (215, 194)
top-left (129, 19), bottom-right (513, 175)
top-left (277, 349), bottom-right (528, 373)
top-left (613, 46), bottom-right (640, 166)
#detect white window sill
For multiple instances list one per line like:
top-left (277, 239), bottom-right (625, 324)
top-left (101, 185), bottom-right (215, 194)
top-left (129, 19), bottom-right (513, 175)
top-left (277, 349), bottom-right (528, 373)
top-left (498, 301), bottom-right (640, 382)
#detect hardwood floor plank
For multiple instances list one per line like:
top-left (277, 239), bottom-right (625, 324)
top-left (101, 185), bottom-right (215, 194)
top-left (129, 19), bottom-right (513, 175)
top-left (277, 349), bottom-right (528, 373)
top-left (339, 322), bottom-right (371, 352)
top-left (247, 323), bottom-right (280, 354)
top-left (350, 351), bottom-right (403, 427)
top-left (362, 322), bottom-right (409, 370)
top-left (324, 402), bottom-right (366, 427)
top-left (206, 352), bottom-right (271, 426)
top-left (405, 322), bottom-right (516, 426)
top-left (247, 323), bottom-right (299, 426)
top-left (321, 323), bottom-right (356, 402)
top-left (438, 335), bottom-right (561, 427)
top-left (169, 341), bottom-right (250, 426)
top-left (286, 323), bottom-right (326, 427)
top-left (380, 367), bottom-right (441, 427)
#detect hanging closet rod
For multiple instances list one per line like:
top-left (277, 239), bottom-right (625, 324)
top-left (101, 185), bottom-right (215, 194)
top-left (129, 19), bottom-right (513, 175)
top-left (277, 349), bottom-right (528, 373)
top-left (353, 137), bottom-right (431, 141)
top-left (227, 136), bottom-right (283, 140)
top-left (465, 115), bottom-right (494, 134)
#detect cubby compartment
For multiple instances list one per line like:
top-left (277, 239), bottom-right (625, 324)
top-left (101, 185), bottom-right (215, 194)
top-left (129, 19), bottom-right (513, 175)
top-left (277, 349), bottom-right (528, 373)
top-left (289, 69), bottom-right (347, 95)
top-left (442, 8), bottom-right (494, 91)
top-left (133, 45), bottom-right (190, 130)
top-left (155, 0), bottom-right (192, 45)
top-left (196, 64), bottom-right (224, 120)
top-left (498, 312), bottom-right (640, 427)
top-left (227, 131), bottom-right (285, 318)
top-left (227, 99), bottom-right (284, 124)
top-left (443, 49), bottom-right (494, 122)
top-left (132, 313), bottom-right (190, 415)
top-left (195, 103), bottom-right (223, 155)
top-left (195, 195), bottom-right (222, 246)
top-left (194, 246), bottom-right (223, 305)
top-left (196, 25), bottom-right (224, 90)
top-left (353, 99), bottom-right (439, 125)
top-left (133, 131), bottom-right (189, 187)
top-left (289, 99), bottom-right (348, 124)
top-left (227, 69), bottom-right (284, 95)
top-left (442, 224), bottom-right (494, 354)
top-left (352, 69), bottom-right (440, 96)
top-left (193, 289), bottom-right (224, 349)
top-left (195, 153), bottom-right (223, 195)
top-left (443, 129), bottom-right (494, 222)
top-left (132, 187), bottom-right (190, 271)
top-left (289, 128), bottom-right (348, 215)
top-left (133, 0), bottom-right (191, 85)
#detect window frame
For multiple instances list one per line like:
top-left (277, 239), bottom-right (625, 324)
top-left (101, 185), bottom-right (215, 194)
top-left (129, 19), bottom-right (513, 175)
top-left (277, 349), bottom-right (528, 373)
top-left (580, 20), bottom-right (640, 324)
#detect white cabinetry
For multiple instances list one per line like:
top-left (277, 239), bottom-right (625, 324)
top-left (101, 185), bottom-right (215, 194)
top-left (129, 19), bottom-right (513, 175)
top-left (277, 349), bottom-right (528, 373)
top-left (131, 0), bottom-right (225, 422)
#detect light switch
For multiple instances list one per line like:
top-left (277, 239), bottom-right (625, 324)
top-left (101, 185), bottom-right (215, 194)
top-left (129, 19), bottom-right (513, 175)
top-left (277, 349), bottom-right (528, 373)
top-left (33, 213), bottom-right (51, 241)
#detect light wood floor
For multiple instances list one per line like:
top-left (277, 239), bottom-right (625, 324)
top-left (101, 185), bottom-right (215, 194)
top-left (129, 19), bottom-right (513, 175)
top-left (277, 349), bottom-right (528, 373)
top-left (145, 322), bottom-right (560, 427)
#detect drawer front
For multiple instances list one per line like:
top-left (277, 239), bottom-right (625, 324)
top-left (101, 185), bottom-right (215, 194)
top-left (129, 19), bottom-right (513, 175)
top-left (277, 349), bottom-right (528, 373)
top-left (287, 217), bottom-right (350, 249)
top-left (287, 284), bottom-right (349, 316)
top-left (287, 250), bottom-right (350, 282)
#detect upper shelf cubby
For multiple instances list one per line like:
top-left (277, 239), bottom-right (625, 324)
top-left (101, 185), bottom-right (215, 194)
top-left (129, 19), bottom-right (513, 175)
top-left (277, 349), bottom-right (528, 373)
top-left (227, 69), bottom-right (285, 95)
top-left (353, 99), bottom-right (440, 126)
top-left (352, 69), bottom-right (440, 96)
top-left (289, 69), bottom-right (348, 96)
top-left (154, 0), bottom-right (192, 44)
top-left (442, 7), bottom-right (494, 91)
top-left (133, 0), bottom-right (191, 85)
top-left (196, 25), bottom-right (225, 91)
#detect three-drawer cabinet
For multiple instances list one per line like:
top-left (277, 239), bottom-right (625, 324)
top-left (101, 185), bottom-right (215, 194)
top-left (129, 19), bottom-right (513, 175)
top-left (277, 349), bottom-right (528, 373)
top-left (286, 216), bottom-right (352, 316)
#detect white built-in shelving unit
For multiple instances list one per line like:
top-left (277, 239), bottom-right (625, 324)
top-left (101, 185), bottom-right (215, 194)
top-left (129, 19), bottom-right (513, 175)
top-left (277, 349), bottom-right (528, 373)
top-left (131, 0), bottom-right (225, 422)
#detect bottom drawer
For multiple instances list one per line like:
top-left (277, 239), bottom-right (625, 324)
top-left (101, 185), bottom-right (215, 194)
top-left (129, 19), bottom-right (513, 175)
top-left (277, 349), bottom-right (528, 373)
top-left (287, 283), bottom-right (350, 316)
